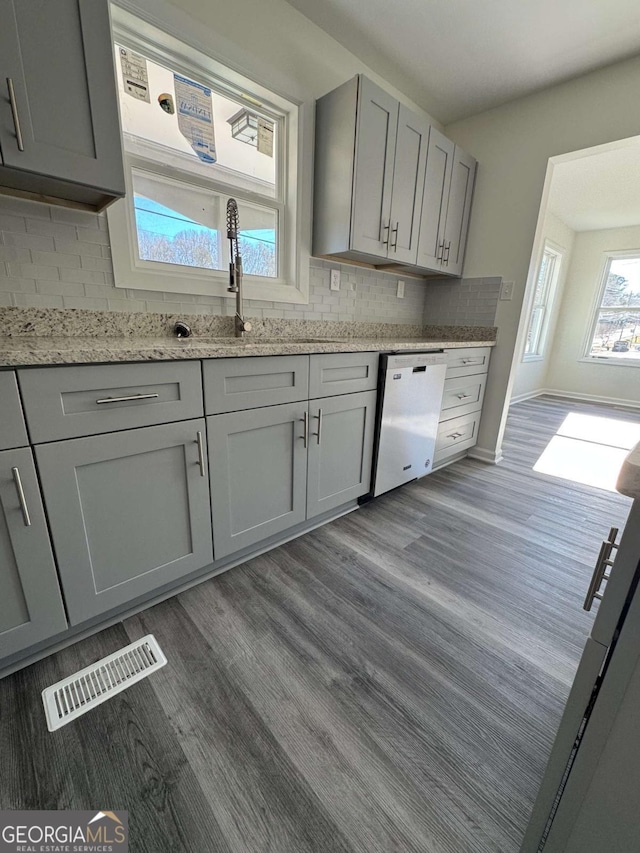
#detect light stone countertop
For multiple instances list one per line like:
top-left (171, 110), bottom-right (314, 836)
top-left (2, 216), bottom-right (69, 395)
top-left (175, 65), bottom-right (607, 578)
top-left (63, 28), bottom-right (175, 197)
top-left (0, 335), bottom-right (496, 368)
top-left (617, 443), bottom-right (640, 501)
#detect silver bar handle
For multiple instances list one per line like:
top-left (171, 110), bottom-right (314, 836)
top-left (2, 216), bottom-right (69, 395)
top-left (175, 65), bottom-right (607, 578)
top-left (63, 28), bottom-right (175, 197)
top-left (312, 409), bottom-right (322, 445)
top-left (11, 467), bottom-right (31, 527)
top-left (447, 432), bottom-right (463, 439)
top-left (381, 221), bottom-right (390, 247)
top-left (443, 241), bottom-right (451, 265)
top-left (196, 431), bottom-right (206, 477)
top-left (300, 411), bottom-right (309, 448)
top-left (584, 539), bottom-right (613, 611)
top-left (391, 223), bottom-right (399, 251)
top-left (456, 393), bottom-right (472, 400)
top-left (6, 78), bottom-right (24, 152)
top-left (436, 240), bottom-right (444, 261)
top-left (96, 393), bottom-right (159, 405)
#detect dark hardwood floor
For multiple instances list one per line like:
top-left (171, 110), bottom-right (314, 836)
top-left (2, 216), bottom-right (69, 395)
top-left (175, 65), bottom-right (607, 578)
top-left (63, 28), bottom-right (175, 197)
top-left (0, 395), bottom-right (634, 852)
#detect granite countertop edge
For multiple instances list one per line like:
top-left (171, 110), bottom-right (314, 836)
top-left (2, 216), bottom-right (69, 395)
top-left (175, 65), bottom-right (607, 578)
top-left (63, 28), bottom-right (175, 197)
top-left (0, 337), bottom-right (497, 368)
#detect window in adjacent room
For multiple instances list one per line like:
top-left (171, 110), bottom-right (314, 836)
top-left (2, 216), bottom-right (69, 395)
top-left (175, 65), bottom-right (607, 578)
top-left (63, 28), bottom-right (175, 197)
top-left (586, 253), bottom-right (640, 362)
top-left (524, 242), bottom-right (563, 359)
top-left (107, 12), bottom-right (305, 303)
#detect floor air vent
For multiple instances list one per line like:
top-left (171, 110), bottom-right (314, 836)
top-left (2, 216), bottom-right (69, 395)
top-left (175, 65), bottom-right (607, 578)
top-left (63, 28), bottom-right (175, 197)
top-left (42, 634), bottom-right (167, 732)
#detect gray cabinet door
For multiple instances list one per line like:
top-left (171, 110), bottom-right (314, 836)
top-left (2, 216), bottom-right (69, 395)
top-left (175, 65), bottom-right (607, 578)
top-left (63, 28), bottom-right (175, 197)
top-left (208, 402), bottom-right (308, 558)
top-left (306, 390), bottom-right (377, 519)
top-left (351, 76), bottom-right (398, 259)
top-left (0, 372), bottom-right (28, 451)
top-left (0, 448), bottom-right (67, 659)
top-left (0, 0), bottom-right (124, 197)
top-left (35, 420), bottom-right (213, 625)
top-left (443, 147), bottom-right (476, 276)
top-left (416, 127), bottom-right (454, 271)
top-left (388, 105), bottom-right (429, 265)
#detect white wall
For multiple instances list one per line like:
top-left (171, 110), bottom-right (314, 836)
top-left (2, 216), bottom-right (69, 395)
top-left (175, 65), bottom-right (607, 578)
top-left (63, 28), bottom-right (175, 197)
top-left (445, 54), bottom-right (640, 459)
top-left (545, 225), bottom-right (640, 405)
top-left (511, 213), bottom-right (575, 400)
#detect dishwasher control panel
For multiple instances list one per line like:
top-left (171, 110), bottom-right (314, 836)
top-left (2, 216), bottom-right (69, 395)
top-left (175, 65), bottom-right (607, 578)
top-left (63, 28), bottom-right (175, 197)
top-left (384, 352), bottom-right (446, 370)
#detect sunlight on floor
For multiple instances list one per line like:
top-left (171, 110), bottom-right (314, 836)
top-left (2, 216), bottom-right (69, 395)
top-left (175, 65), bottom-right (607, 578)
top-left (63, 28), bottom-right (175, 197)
top-left (534, 412), bottom-right (640, 491)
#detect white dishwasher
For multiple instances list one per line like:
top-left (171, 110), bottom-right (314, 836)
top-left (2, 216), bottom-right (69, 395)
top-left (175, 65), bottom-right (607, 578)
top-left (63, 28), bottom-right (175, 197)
top-left (372, 351), bottom-right (447, 497)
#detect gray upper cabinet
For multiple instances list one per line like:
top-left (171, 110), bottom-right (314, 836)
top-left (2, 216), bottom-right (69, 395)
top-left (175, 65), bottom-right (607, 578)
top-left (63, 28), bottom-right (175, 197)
top-left (208, 402), bottom-right (308, 559)
top-left (351, 77), bottom-right (398, 259)
top-left (306, 390), bottom-right (377, 519)
top-left (416, 128), bottom-right (454, 270)
top-left (442, 147), bottom-right (477, 276)
top-left (0, 447), bottom-right (67, 659)
top-left (0, 0), bottom-right (125, 210)
top-left (35, 420), bottom-right (213, 624)
top-left (0, 372), bottom-right (28, 451)
top-left (314, 75), bottom-right (428, 266)
top-left (416, 134), bottom-right (476, 275)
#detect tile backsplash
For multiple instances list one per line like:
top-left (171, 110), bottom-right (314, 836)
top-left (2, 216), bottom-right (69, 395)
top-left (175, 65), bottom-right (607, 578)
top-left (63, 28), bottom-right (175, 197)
top-left (0, 195), bottom-right (499, 327)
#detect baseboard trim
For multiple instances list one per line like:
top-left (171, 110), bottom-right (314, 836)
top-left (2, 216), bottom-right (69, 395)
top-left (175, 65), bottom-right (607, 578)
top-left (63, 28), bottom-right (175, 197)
top-left (510, 389), bottom-right (545, 406)
top-left (511, 388), bottom-right (640, 410)
top-left (540, 389), bottom-right (640, 410)
top-left (467, 446), bottom-right (504, 465)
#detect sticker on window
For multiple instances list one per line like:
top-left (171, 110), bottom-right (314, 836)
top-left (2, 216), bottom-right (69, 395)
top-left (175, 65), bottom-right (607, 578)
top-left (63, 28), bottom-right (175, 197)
top-left (119, 48), bottom-right (150, 103)
top-left (174, 74), bottom-right (217, 164)
top-left (257, 118), bottom-right (274, 158)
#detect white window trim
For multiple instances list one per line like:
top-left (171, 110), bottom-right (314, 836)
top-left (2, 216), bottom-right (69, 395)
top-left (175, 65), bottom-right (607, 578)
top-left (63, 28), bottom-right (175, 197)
top-left (523, 240), bottom-right (563, 362)
top-left (582, 249), bottom-right (640, 366)
top-left (107, 5), bottom-right (309, 304)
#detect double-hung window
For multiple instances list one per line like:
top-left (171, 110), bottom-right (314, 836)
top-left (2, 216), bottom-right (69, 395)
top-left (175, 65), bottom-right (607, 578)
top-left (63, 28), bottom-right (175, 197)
top-left (107, 9), bottom-right (306, 303)
top-left (524, 242), bottom-right (563, 359)
top-left (586, 253), bottom-right (640, 362)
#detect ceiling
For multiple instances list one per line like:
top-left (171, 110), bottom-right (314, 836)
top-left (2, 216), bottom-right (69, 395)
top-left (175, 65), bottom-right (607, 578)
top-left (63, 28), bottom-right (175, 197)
top-left (283, 0), bottom-right (640, 124)
top-left (548, 142), bottom-right (640, 232)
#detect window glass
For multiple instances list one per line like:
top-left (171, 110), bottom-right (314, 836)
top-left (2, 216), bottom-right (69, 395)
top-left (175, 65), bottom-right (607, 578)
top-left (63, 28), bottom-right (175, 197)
top-left (525, 246), bottom-right (561, 358)
top-left (587, 256), bottom-right (640, 360)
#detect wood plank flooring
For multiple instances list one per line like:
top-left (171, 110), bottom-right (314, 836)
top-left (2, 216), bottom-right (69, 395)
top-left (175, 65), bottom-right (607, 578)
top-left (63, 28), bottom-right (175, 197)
top-left (0, 395), bottom-right (634, 852)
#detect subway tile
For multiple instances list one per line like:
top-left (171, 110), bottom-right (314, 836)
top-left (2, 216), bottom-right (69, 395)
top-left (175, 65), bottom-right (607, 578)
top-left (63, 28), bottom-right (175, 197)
top-left (107, 298), bottom-right (147, 313)
top-left (54, 238), bottom-right (103, 257)
top-left (0, 214), bottom-right (27, 232)
top-left (36, 280), bottom-right (85, 297)
top-left (59, 268), bottom-right (106, 285)
top-left (13, 292), bottom-right (63, 308)
top-left (76, 226), bottom-right (110, 245)
top-left (0, 277), bottom-right (36, 293)
top-left (0, 246), bottom-right (32, 263)
top-left (32, 250), bottom-right (81, 269)
top-left (26, 219), bottom-right (76, 240)
top-left (80, 255), bottom-right (114, 272)
top-left (7, 262), bottom-right (59, 281)
top-left (63, 296), bottom-right (109, 311)
top-left (3, 232), bottom-right (55, 252)
top-left (0, 293), bottom-right (13, 306)
top-left (51, 207), bottom-right (101, 228)
top-left (0, 198), bottom-right (51, 219)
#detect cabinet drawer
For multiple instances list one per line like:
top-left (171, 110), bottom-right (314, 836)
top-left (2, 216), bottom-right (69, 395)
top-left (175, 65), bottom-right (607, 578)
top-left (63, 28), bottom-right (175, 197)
top-left (445, 346), bottom-right (491, 378)
top-left (309, 352), bottom-right (379, 398)
top-left (434, 411), bottom-right (481, 462)
top-left (204, 355), bottom-right (309, 414)
top-left (0, 372), bottom-right (28, 450)
top-left (35, 420), bottom-right (213, 624)
top-left (19, 361), bottom-right (203, 442)
top-left (440, 374), bottom-right (487, 419)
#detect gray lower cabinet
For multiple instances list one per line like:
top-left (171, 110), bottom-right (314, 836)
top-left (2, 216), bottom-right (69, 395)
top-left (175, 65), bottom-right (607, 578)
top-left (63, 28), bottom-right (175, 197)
top-left (35, 419), bottom-right (213, 625)
top-left (208, 402), bottom-right (308, 559)
top-left (0, 448), bottom-right (67, 658)
top-left (306, 390), bottom-right (377, 519)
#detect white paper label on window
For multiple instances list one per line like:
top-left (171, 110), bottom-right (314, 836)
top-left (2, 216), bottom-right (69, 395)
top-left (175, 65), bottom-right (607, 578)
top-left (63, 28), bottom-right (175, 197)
top-left (257, 118), bottom-right (274, 158)
top-left (174, 74), bottom-right (217, 164)
top-left (119, 48), bottom-right (150, 103)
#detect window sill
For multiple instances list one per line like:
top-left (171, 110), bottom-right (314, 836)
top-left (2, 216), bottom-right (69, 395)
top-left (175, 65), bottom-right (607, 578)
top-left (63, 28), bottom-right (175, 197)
top-left (579, 356), bottom-right (640, 368)
top-left (523, 355), bottom-right (545, 363)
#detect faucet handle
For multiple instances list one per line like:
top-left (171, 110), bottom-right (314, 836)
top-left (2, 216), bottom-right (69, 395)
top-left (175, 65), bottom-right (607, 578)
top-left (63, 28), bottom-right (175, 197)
top-left (240, 319), bottom-right (253, 333)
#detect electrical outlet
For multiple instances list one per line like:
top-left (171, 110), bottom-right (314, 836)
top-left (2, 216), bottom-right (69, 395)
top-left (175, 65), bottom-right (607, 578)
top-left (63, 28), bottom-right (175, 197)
top-left (330, 269), bottom-right (340, 291)
top-left (500, 280), bottom-right (514, 301)
top-left (396, 280), bottom-right (405, 299)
